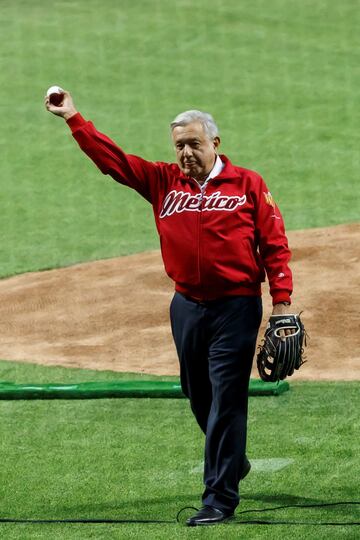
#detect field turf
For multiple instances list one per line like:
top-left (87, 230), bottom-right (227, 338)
top-left (0, 361), bottom-right (359, 539)
top-left (0, 0), bottom-right (359, 278)
top-left (0, 1), bottom-right (359, 539)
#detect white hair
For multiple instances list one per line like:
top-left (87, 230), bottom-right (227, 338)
top-left (170, 110), bottom-right (219, 140)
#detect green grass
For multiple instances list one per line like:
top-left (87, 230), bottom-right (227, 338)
top-left (0, 380), bottom-right (358, 539)
top-left (0, 0), bottom-right (359, 278)
top-left (0, 359), bottom-right (178, 385)
top-left (0, 3), bottom-right (358, 538)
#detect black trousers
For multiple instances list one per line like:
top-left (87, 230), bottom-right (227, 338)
top-left (170, 292), bottom-right (262, 512)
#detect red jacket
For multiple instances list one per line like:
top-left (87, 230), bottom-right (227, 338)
top-left (67, 113), bottom-right (292, 305)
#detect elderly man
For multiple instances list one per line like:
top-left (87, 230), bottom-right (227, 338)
top-left (46, 92), bottom-right (293, 526)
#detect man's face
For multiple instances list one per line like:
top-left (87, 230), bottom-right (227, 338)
top-left (172, 122), bottom-right (220, 182)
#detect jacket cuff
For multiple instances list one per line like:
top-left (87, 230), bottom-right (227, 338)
top-left (272, 292), bottom-right (292, 306)
top-left (66, 112), bottom-right (87, 132)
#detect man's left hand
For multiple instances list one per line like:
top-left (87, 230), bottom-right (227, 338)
top-left (271, 303), bottom-right (294, 337)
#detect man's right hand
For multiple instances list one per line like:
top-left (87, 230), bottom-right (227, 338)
top-left (44, 90), bottom-right (78, 121)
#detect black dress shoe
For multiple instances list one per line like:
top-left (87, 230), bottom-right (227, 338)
top-left (240, 456), bottom-right (251, 480)
top-left (186, 505), bottom-right (234, 526)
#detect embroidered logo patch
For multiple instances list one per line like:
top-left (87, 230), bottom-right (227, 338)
top-left (263, 191), bottom-right (276, 208)
top-left (160, 190), bottom-right (247, 218)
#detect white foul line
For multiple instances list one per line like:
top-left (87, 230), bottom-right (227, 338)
top-left (191, 458), bottom-right (294, 474)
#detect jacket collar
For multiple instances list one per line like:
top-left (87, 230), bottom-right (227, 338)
top-left (176, 154), bottom-right (240, 182)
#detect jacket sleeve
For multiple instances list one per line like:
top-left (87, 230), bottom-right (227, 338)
top-left (253, 175), bottom-right (293, 305)
top-left (66, 113), bottom-right (160, 204)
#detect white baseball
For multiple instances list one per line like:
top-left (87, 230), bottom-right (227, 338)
top-left (46, 85), bottom-right (64, 96)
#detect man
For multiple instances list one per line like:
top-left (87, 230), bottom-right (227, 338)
top-left (45, 92), bottom-right (294, 526)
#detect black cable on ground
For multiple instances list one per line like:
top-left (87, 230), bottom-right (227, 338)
top-left (0, 501), bottom-right (359, 526)
top-left (0, 518), bottom-right (174, 524)
top-left (237, 500), bottom-right (360, 515)
top-left (177, 501), bottom-right (360, 526)
top-left (235, 520), bottom-right (360, 525)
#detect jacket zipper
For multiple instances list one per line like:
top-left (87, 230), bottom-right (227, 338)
top-left (195, 179), bottom-right (211, 293)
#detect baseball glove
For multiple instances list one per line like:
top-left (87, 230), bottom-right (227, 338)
top-left (257, 313), bottom-right (307, 382)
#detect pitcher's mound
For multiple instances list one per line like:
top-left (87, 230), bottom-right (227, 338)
top-left (0, 223), bottom-right (359, 380)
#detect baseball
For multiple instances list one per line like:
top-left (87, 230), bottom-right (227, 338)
top-left (46, 85), bottom-right (65, 106)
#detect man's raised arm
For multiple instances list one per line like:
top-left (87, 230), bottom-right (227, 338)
top-left (44, 89), bottom-right (161, 203)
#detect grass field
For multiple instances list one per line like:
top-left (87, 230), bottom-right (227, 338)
top-left (0, 362), bottom-right (359, 539)
top-left (0, 1), bottom-right (359, 539)
top-left (0, 0), bottom-right (359, 277)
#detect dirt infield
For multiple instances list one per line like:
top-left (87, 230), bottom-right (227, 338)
top-left (0, 223), bottom-right (359, 380)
